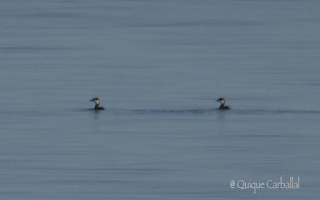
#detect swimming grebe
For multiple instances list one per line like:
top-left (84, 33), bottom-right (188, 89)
top-left (216, 98), bottom-right (230, 110)
top-left (90, 98), bottom-right (105, 110)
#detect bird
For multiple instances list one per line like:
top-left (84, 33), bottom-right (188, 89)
top-left (216, 98), bottom-right (230, 110)
top-left (90, 98), bottom-right (105, 110)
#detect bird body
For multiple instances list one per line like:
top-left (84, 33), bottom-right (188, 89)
top-left (90, 98), bottom-right (105, 110)
top-left (216, 98), bottom-right (230, 110)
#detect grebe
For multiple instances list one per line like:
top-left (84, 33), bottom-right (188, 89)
top-left (90, 98), bottom-right (105, 110)
top-left (216, 98), bottom-right (230, 110)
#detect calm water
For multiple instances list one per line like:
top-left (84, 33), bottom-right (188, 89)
top-left (0, 0), bottom-right (319, 199)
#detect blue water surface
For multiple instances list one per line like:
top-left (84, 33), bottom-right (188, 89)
top-left (0, 1), bottom-right (319, 199)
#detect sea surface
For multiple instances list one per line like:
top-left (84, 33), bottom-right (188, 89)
top-left (0, 0), bottom-right (319, 199)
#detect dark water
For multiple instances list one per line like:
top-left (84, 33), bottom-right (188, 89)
top-left (0, 1), bottom-right (319, 199)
